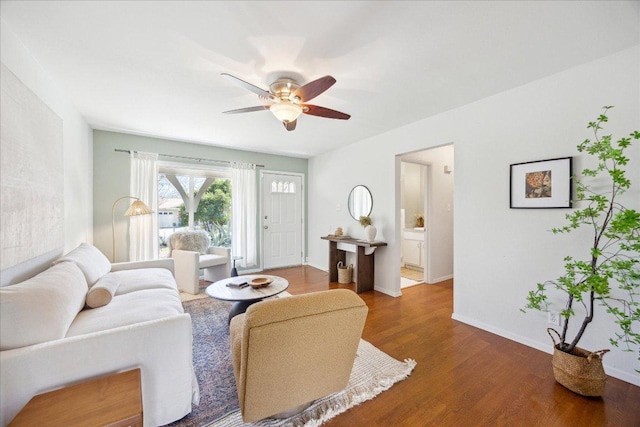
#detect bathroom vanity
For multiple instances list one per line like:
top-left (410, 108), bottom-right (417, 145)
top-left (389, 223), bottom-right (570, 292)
top-left (403, 228), bottom-right (425, 268)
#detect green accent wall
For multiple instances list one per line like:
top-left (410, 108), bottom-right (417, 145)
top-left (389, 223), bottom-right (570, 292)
top-left (93, 130), bottom-right (308, 264)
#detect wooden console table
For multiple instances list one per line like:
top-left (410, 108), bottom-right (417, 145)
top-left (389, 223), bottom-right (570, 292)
top-left (321, 236), bottom-right (387, 293)
top-left (9, 368), bottom-right (142, 427)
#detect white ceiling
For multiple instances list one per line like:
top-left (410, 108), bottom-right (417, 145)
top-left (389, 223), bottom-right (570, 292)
top-left (1, 1), bottom-right (638, 158)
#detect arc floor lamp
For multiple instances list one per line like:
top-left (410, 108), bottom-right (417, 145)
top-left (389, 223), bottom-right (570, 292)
top-left (111, 196), bottom-right (153, 262)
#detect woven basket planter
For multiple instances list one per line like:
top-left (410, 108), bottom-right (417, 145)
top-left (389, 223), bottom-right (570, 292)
top-left (548, 328), bottom-right (609, 396)
top-left (337, 261), bottom-right (353, 284)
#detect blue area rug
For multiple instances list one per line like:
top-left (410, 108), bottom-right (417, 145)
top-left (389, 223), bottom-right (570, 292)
top-left (168, 295), bottom-right (416, 427)
top-left (167, 297), bottom-right (237, 427)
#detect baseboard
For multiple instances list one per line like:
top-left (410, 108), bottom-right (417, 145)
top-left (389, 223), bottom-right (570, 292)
top-left (605, 364), bottom-right (640, 386)
top-left (376, 286), bottom-right (402, 297)
top-left (306, 263), bottom-right (400, 297)
top-left (451, 312), bottom-right (640, 387)
top-left (430, 274), bottom-right (453, 284)
top-left (307, 262), bottom-right (328, 272)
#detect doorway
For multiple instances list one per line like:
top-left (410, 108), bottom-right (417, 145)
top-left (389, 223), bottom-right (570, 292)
top-left (399, 144), bottom-right (454, 287)
top-left (260, 171), bottom-right (304, 269)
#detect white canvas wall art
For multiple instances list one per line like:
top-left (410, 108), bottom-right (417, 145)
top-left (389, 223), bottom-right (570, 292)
top-left (1, 63), bottom-right (63, 270)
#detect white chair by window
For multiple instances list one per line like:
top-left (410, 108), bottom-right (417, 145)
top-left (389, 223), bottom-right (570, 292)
top-left (169, 230), bottom-right (230, 294)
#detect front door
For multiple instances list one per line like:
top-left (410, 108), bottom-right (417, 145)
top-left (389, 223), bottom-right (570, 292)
top-left (261, 172), bottom-right (303, 269)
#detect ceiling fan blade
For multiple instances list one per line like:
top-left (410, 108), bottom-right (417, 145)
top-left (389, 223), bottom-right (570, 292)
top-left (221, 73), bottom-right (272, 100)
top-left (293, 76), bottom-right (336, 102)
top-left (283, 119), bottom-right (297, 131)
top-left (303, 105), bottom-right (351, 120)
top-left (222, 105), bottom-right (270, 114)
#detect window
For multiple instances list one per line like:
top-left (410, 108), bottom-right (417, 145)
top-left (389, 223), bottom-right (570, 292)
top-left (157, 164), bottom-right (232, 258)
top-left (271, 180), bottom-right (297, 194)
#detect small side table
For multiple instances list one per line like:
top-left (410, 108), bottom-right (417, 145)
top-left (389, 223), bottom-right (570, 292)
top-left (230, 256), bottom-right (243, 277)
top-left (9, 369), bottom-right (143, 427)
top-left (206, 275), bottom-right (289, 324)
top-left (320, 236), bottom-right (387, 293)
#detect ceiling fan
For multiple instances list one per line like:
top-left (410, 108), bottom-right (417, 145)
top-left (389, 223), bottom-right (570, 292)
top-left (221, 73), bottom-right (350, 131)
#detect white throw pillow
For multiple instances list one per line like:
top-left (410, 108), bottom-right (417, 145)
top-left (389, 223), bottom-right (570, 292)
top-left (86, 273), bottom-right (121, 308)
top-left (0, 262), bottom-right (87, 351)
top-left (52, 243), bottom-right (111, 286)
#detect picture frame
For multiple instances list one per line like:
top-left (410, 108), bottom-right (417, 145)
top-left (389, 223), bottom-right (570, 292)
top-left (510, 157), bottom-right (572, 209)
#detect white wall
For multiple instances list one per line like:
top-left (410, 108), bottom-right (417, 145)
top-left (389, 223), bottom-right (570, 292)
top-left (308, 46), bottom-right (640, 384)
top-left (1, 19), bottom-right (93, 282)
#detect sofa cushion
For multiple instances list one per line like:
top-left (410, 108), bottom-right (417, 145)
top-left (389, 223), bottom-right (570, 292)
top-left (66, 288), bottom-right (184, 337)
top-left (112, 268), bottom-right (178, 295)
top-left (170, 231), bottom-right (209, 255)
top-left (0, 262), bottom-right (87, 350)
top-left (52, 243), bottom-right (111, 286)
top-left (86, 273), bottom-right (121, 308)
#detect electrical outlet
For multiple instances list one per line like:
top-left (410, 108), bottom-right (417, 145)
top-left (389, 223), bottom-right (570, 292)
top-left (548, 311), bottom-right (561, 326)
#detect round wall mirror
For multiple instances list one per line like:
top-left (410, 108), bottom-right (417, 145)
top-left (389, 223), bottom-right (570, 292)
top-left (348, 185), bottom-right (373, 220)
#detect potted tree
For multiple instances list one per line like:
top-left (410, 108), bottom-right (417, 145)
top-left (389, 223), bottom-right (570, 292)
top-left (523, 106), bottom-right (640, 396)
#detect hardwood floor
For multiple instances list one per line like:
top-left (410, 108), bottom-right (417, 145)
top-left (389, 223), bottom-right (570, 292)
top-left (261, 265), bottom-right (640, 426)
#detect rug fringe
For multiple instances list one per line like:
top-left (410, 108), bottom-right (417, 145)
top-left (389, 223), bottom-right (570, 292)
top-left (208, 342), bottom-right (416, 427)
top-left (290, 357), bottom-right (416, 427)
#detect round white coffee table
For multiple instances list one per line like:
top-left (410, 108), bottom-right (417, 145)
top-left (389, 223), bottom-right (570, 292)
top-left (205, 275), bottom-right (289, 323)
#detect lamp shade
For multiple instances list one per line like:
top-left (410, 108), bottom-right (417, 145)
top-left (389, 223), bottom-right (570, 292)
top-left (111, 196), bottom-right (153, 262)
top-left (270, 101), bottom-right (302, 123)
top-left (124, 200), bottom-right (152, 217)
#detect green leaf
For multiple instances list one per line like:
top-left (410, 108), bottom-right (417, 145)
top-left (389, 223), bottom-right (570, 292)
top-left (522, 105), bottom-right (640, 363)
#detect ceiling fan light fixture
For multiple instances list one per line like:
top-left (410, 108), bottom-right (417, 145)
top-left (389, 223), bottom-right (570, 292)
top-left (222, 73), bottom-right (349, 130)
top-left (270, 101), bottom-right (302, 123)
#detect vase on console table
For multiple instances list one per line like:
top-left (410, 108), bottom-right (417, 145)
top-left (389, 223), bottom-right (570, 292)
top-left (364, 225), bottom-right (377, 242)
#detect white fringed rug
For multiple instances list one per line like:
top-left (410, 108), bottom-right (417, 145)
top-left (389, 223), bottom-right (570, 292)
top-left (207, 339), bottom-right (416, 427)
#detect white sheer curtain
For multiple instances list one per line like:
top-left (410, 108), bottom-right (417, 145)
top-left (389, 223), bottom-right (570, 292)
top-left (231, 162), bottom-right (257, 267)
top-left (129, 151), bottom-right (158, 261)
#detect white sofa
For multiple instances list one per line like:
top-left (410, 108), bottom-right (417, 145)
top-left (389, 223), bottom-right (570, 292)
top-left (0, 243), bottom-right (199, 427)
top-left (169, 230), bottom-right (231, 294)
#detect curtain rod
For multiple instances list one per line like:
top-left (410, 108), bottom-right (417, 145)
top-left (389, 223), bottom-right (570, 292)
top-left (114, 149), bottom-right (265, 168)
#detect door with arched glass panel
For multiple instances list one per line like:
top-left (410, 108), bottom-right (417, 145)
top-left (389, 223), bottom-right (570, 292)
top-left (261, 172), bottom-right (303, 269)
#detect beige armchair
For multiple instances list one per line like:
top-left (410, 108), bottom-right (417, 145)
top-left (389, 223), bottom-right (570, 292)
top-left (169, 230), bottom-right (230, 294)
top-left (230, 289), bottom-right (368, 423)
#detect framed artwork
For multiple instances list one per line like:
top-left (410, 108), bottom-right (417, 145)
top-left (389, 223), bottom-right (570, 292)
top-left (510, 157), bottom-right (572, 209)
